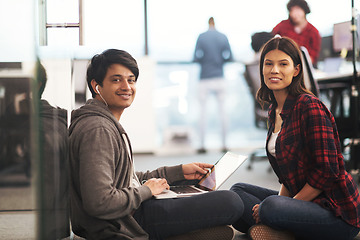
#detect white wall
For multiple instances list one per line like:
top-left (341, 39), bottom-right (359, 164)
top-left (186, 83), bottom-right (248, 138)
top-left (120, 57), bottom-right (157, 153)
top-left (41, 59), bottom-right (73, 115)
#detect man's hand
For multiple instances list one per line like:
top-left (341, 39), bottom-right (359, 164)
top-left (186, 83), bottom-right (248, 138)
top-left (143, 178), bottom-right (169, 196)
top-left (182, 163), bottom-right (213, 180)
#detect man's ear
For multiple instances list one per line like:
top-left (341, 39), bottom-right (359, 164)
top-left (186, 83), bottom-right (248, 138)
top-left (90, 79), bottom-right (98, 93)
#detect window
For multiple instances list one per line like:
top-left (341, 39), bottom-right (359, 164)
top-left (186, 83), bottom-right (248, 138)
top-left (82, 0), bottom-right (144, 56)
top-left (40, 0), bottom-right (81, 46)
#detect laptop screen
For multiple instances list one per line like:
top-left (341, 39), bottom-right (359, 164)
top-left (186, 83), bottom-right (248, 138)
top-left (197, 152), bottom-right (247, 191)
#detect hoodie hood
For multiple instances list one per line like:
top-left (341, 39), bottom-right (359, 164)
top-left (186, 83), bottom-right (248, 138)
top-left (69, 98), bottom-right (126, 136)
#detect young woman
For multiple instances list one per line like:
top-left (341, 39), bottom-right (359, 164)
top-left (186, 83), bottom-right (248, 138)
top-left (231, 36), bottom-right (360, 240)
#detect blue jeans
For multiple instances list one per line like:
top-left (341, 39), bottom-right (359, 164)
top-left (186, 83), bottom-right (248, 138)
top-left (133, 190), bottom-right (243, 240)
top-left (230, 183), bottom-right (360, 240)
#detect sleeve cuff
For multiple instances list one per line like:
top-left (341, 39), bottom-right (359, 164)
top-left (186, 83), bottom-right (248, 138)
top-left (165, 165), bottom-right (186, 184)
top-left (137, 185), bottom-right (153, 201)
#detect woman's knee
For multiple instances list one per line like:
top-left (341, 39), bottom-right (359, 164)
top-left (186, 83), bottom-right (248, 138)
top-left (230, 182), bottom-right (252, 193)
top-left (259, 195), bottom-right (285, 224)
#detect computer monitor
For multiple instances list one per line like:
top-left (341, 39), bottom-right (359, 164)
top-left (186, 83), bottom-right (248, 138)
top-left (332, 19), bottom-right (360, 53)
top-left (318, 35), bottom-right (334, 61)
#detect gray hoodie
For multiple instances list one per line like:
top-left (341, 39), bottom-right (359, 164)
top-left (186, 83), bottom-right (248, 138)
top-left (69, 99), bottom-right (185, 240)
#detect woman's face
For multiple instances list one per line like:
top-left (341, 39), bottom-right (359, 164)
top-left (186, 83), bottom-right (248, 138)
top-left (262, 49), bottom-right (300, 94)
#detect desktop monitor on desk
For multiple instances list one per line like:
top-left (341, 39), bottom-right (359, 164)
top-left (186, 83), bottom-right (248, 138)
top-left (333, 19), bottom-right (360, 55)
top-left (319, 20), bottom-right (360, 73)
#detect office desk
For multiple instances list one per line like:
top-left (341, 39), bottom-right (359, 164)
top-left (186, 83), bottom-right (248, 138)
top-left (316, 72), bottom-right (360, 169)
top-left (317, 72), bottom-right (354, 117)
top-left (316, 72), bottom-right (359, 90)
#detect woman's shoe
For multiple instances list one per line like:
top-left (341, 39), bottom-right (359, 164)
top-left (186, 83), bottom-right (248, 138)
top-left (249, 224), bottom-right (295, 240)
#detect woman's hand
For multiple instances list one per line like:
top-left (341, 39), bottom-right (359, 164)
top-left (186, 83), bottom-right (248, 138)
top-left (143, 178), bottom-right (169, 195)
top-left (252, 204), bottom-right (261, 223)
top-left (293, 183), bottom-right (322, 201)
top-left (182, 163), bottom-right (213, 180)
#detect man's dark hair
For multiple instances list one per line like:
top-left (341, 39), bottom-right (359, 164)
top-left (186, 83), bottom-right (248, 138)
top-left (208, 17), bottom-right (214, 25)
top-left (287, 0), bottom-right (310, 14)
top-left (86, 49), bottom-right (139, 98)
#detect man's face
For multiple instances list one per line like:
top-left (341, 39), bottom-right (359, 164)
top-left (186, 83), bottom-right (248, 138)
top-left (289, 6), bottom-right (306, 25)
top-left (97, 63), bottom-right (137, 118)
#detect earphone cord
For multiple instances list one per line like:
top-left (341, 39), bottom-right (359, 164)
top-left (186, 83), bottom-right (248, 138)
top-left (98, 92), bottom-right (108, 107)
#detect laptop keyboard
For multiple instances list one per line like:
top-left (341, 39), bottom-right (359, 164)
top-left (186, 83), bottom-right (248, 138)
top-left (170, 185), bottom-right (201, 194)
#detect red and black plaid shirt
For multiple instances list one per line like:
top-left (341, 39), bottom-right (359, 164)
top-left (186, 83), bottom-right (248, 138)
top-left (266, 94), bottom-right (360, 228)
top-left (272, 19), bottom-right (321, 64)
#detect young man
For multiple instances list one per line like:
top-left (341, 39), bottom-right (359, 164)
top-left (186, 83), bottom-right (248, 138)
top-left (272, 0), bottom-right (321, 66)
top-left (68, 49), bottom-right (243, 240)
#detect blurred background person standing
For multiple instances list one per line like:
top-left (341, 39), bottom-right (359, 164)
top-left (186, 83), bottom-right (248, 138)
top-left (272, 0), bottom-right (321, 67)
top-left (193, 17), bottom-right (233, 154)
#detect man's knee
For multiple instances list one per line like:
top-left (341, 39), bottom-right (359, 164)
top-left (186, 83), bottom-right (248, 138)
top-left (214, 190), bottom-right (244, 218)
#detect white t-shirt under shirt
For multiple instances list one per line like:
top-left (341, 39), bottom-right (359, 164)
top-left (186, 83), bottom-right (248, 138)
top-left (122, 134), bottom-right (141, 188)
top-left (268, 131), bottom-right (279, 157)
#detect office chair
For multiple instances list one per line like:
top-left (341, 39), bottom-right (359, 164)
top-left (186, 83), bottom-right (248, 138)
top-left (300, 46), bottom-right (320, 97)
top-left (243, 61), bottom-right (270, 172)
top-left (244, 62), bottom-right (269, 128)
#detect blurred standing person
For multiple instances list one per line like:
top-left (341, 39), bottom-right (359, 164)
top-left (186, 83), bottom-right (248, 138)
top-left (194, 17), bottom-right (233, 153)
top-left (272, 0), bottom-right (321, 66)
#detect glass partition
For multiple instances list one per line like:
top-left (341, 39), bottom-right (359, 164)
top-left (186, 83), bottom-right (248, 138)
top-left (0, 1), bottom-right (38, 239)
top-left (1, 1), bottom-right (72, 239)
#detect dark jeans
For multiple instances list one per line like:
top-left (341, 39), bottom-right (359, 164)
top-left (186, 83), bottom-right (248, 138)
top-left (133, 190), bottom-right (243, 240)
top-left (230, 183), bottom-right (360, 240)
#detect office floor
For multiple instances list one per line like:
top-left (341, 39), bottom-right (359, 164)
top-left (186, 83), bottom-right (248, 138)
top-left (1, 148), bottom-right (360, 239)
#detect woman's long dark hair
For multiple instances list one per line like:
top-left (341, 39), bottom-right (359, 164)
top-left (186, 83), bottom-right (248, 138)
top-left (256, 36), bottom-right (313, 108)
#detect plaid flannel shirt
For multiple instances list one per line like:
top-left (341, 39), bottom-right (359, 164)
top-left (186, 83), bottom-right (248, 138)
top-left (266, 94), bottom-right (360, 228)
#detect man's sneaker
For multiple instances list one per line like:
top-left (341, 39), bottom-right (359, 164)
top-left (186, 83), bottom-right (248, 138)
top-left (166, 225), bottom-right (234, 240)
top-left (249, 224), bottom-right (295, 240)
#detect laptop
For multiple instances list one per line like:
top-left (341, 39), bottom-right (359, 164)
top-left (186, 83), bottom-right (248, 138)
top-left (154, 152), bottom-right (247, 199)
